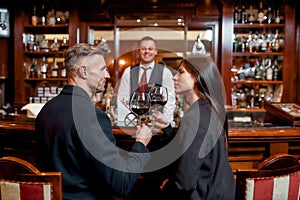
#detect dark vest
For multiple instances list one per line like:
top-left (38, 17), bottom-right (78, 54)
top-left (130, 64), bottom-right (164, 95)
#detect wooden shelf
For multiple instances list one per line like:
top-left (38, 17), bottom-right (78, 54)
top-left (232, 52), bottom-right (283, 57)
top-left (24, 24), bottom-right (68, 34)
top-left (24, 51), bottom-right (65, 57)
top-left (231, 80), bottom-right (283, 84)
top-left (24, 78), bottom-right (68, 81)
top-left (234, 23), bottom-right (285, 28)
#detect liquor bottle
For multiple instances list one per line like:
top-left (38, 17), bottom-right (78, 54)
top-left (272, 29), bottom-right (281, 52)
top-left (272, 60), bottom-right (280, 80)
top-left (233, 6), bottom-right (239, 24)
top-left (266, 6), bottom-right (273, 24)
top-left (50, 37), bottom-right (60, 52)
top-left (265, 59), bottom-right (273, 81)
top-left (260, 59), bottom-right (267, 80)
top-left (275, 9), bottom-right (280, 24)
top-left (248, 5), bottom-right (255, 24)
top-left (31, 5), bottom-right (37, 26)
top-left (254, 59), bottom-right (262, 80)
top-left (60, 62), bottom-right (67, 78)
top-left (40, 35), bottom-right (49, 52)
top-left (240, 5), bottom-right (246, 24)
top-left (257, 1), bottom-right (264, 24)
top-left (233, 33), bottom-right (239, 52)
top-left (48, 8), bottom-right (56, 25)
top-left (253, 31), bottom-right (261, 52)
top-left (39, 4), bottom-right (46, 25)
top-left (246, 31), bottom-right (253, 52)
top-left (249, 89), bottom-right (255, 108)
top-left (260, 33), bottom-right (267, 52)
top-left (40, 56), bottom-right (48, 79)
top-left (51, 58), bottom-right (59, 78)
top-left (30, 58), bottom-right (37, 78)
top-left (59, 36), bottom-right (69, 51)
top-left (27, 34), bottom-right (35, 51)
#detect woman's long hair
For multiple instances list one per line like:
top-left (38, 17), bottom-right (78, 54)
top-left (180, 56), bottom-right (228, 152)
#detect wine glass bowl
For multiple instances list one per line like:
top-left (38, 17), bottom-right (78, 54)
top-left (149, 85), bottom-right (168, 107)
top-left (129, 92), bottom-right (150, 125)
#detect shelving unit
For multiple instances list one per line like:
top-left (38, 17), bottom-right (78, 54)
top-left (23, 25), bottom-right (69, 103)
top-left (221, 1), bottom-right (297, 107)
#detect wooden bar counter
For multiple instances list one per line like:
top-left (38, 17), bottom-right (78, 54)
top-left (0, 114), bottom-right (299, 172)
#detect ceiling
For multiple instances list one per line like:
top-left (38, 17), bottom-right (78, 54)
top-left (78, 0), bottom-right (221, 24)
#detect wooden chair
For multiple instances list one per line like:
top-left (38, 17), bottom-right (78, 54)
top-left (235, 154), bottom-right (300, 200)
top-left (257, 153), bottom-right (300, 170)
top-left (0, 156), bottom-right (62, 200)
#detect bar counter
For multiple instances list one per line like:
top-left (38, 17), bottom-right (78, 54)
top-left (0, 114), bottom-right (299, 171)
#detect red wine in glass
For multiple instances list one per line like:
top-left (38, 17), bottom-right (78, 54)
top-left (149, 86), bottom-right (168, 108)
top-left (129, 92), bottom-right (150, 125)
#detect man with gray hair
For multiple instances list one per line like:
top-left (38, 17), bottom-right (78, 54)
top-left (36, 43), bottom-right (153, 199)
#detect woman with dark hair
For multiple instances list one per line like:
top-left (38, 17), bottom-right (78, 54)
top-left (152, 56), bottom-right (235, 200)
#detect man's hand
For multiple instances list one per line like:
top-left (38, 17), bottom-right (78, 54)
top-left (135, 124), bottom-right (152, 146)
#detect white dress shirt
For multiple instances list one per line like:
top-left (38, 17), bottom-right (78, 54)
top-left (117, 61), bottom-right (176, 126)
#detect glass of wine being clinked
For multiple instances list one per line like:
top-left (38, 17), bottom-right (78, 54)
top-left (129, 92), bottom-right (150, 126)
top-left (149, 85), bottom-right (168, 108)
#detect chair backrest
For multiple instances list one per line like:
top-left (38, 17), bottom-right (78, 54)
top-left (235, 154), bottom-right (300, 200)
top-left (257, 153), bottom-right (300, 170)
top-left (0, 156), bottom-right (62, 200)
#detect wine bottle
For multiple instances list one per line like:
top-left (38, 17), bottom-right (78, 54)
top-left (257, 1), bottom-right (264, 24)
top-left (233, 6), bottom-right (239, 24)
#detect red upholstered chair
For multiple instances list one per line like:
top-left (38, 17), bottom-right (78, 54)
top-left (0, 156), bottom-right (62, 200)
top-left (235, 154), bottom-right (300, 200)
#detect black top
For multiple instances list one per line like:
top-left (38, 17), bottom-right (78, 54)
top-left (36, 85), bottom-right (150, 200)
top-left (161, 97), bottom-right (235, 200)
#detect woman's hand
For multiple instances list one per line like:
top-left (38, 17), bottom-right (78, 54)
top-left (151, 110), bottom-right (170, 129)
top-left (135, 124), bottom-right (152, 146)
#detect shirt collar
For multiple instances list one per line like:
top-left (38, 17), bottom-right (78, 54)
top-left (140, 61), bottom-right (155, 69)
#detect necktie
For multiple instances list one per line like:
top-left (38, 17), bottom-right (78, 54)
top-left (139, 67), bottom-right (149, 93)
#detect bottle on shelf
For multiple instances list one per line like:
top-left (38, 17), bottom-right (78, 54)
top-left (233, 32), bottom-right (239, 52)
top-left (272, 59), bottom-right (281, 81)
top-left (233, 6), bottom-right (239, 24)
top-left (246, 31), bottom-right (253, 52)
top-left (260, 33), bottom-right (267, 52)
top-left (48, 8), bottom-right (56, 25)
top-left (39, 35), bottom-right (49, 52)
top-left (39, 4), bottom-right (47, 25)
top-left (272, 29), bottom-right (281, 52)
top-left (257, 1), bottom-right (264, 24)
top-left (59, 36), bottom-right (69, 51)
top-left (240, 36), bottom-right (246, 52)
top-left (266, 6), bottom-right (273, 24)
top-left (27, 34), bottom-right (35, 51)
top-left (254, 59), bottom-right (262, 80)
top-left (249, 89), bottom-right (255, 108)
top-left (265, 59), bottom-right (273, 81)
top-left (50, 37), bottom-right (60, 52)
top-left (253, 31), bottom-right (261, 52)
top-left (248, 5), bottom-right (255, 24)
top-left (30, 58), bottom-right (37, 78)
top-left (60, 62), bottom-right (67, 78)
top-left (240, 5), bottom-right (246, 24)
top-left (51, 58), bottom-right (59, 78)
top-left (31, 5), bottom-right (37, 26)
top-left (40, 56), bottom-right (48, 79)
top-left (275, 9), bottom-right (281, 24)
top-left (260, 59), bottom-right (267, 80)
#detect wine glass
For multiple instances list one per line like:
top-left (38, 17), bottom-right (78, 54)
top-left (149, 85), bottom-right (168, 109)
top-left (129, 92), bottom-right (150, 126)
